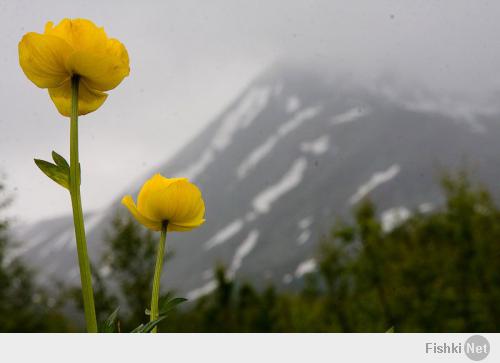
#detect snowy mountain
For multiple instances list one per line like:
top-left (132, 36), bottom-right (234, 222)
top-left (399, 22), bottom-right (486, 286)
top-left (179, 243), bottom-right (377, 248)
top-left (12, 64), bottom-right (500, 300)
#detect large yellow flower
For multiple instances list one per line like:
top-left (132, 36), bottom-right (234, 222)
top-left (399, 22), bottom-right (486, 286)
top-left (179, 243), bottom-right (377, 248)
top-left (122, 174), bottom-right (206, 232)
top-left (18, 18), bottom-right (129, 116)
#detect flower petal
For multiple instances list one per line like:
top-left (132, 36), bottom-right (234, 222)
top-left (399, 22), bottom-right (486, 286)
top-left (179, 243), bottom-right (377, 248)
top-left (168, 219), bottom-right (205, 232)
top-left (66, 49), bottom-right (129, 91)
top-left (121, 195), bottom-right (162, 231)
top-left (44, 19), bottom-right (109, 53)
top-left (142, 178), bottom-right (205, 225)
top-left (18, 32), bottom-right (72, 88)
top-left (137, 174), bottom-right (188, 220)
top-left (45, 19), bottom-right (130, 90)
top-left (48, 79), bottom-right (108, 116)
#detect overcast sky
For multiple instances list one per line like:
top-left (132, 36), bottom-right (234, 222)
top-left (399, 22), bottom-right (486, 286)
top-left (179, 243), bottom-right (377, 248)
top-left (1, 0), bottom-right (500, 223)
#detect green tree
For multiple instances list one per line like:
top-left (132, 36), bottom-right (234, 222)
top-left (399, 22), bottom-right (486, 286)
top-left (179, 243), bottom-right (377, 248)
top-left (0, 179), bottom-right (71, 332)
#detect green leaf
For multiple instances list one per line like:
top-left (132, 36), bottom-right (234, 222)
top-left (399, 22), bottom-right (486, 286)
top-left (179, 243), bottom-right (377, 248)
top-left (34, 159), bottom-right (69, 189)
top-left (51, 151), bottom-right (70, 170)
top-left (145, 295), bottom-right (187, 316)
top-left (100, 307), bottom-right (120, 333)
top-left (159, 297), bottom-right (187, 315)
top-left (131, 315), bottom-right (167, 333)
top-left (385, 326), bottom-right (395, 333)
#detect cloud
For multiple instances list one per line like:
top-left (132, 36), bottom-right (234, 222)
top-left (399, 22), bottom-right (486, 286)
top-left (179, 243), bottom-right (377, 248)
top-left (2, 0), bottom-right (500, 222)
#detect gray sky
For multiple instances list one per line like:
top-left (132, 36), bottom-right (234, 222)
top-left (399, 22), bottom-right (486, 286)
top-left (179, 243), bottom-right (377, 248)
top-left (1, 0), bottom-right (500, 223)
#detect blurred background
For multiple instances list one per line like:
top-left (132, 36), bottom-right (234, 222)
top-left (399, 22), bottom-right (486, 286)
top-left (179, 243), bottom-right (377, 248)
top-left (1, 1), bottom-right (500, 332)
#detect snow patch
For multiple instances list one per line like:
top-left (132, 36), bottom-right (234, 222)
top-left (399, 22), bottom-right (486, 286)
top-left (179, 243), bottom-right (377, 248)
top-left (252, 158), bottom-right (308, 214)
top-left (237, 106), bottom-right (320, 179)
top-left (296, 230), bottom-right (311, 245)
top-left (51, 228), bottom-right (75, 251)
top-left (205, 219), bottom-right (244, 250)
top-left (300, 135), bottom-right (330, 155)
top-left (283, 274), bottom-right (293, 284)
top-left (212, 87), bottom-right (271, 151)
top-left (295, 258), bottom-right (317, 278)
top-left (176, 150), bottom-right (215, 181)
top-left (331, 106), bottom-right (370, 125)
top-left (286, 96), bottom-right (301, 113)
top-left (237, 135), bottom-right (279, 179)
top-left (186, 280), bottom-right (217, 301)
top-left (298, 216), bottom-right (313, 229)
top-left (381, 207), bottom-right (411, 232)
top-left (245, 211), bottom-right (257, 223)
top-left (278, 106), bottom-right (322, 136)
top-left (228, 230), bottom-right (259, 277)
top-left (202, 269), bottom-right (213, 280)
top-left (349, 165), bottom-right (401, 205)
top-left (419, 202), bottom-right (434, 213)
top-left (175, 87), bottom-right (270, 182)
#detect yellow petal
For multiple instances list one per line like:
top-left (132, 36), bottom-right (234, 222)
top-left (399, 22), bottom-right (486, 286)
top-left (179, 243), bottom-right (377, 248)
top-left (18, 32), bottom-right (72, 88)
top-left (137, 174), bottom-right (188, 219)
top-left (169, 214), bottom-right (206, 232)
top-left (48, 79), bottom-right (108, 116)
top-left (121, 195), bottom-right (162, 231)
top-left (45, 18), bottom-right (129, 91)
top-left (168, 219), bottom-right (206, 232)
top-left (44, 19), bottom-right (109, 53)
top-left (141, 178), bottom-right (205, 225)
top-left (66, 49), bottom-right (129, 91)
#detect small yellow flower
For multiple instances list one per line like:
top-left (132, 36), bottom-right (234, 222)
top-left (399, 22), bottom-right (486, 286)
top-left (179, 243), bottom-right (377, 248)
top-left (122, 174), bottom-right (206, 232)
top-left (18, 18), bottom-right (129, 116)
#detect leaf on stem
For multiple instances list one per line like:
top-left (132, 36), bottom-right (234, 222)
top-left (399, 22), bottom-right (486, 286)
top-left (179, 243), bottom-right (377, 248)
top-left (51, 150), bottom-right (70, 169)
top-left (34, 158), bottom-right (70, 189)
top-left (131, 315), bottom-right (168, 333)
top-left (100, 307), bottom-right (120, 333)
top-left (145, 295), bottom-right (188, 316)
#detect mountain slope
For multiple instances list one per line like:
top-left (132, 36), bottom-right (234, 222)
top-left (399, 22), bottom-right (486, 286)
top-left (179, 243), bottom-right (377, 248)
top-left (13, 65), bottom-right (500, 299)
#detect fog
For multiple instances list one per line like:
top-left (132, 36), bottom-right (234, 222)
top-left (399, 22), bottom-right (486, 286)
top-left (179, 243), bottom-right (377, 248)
top-left (1, 0), bottom-right (500, 222)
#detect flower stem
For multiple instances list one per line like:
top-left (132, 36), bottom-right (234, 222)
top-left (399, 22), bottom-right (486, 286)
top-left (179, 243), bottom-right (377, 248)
top-left (69, 75), bottom-right (98, 333)
top-left (150, 221), bottom-right (168, 333)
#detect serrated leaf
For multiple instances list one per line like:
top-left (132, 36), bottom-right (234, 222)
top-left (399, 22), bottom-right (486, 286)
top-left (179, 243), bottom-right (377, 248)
top-left (34, 159), bottom-right (69, 189)
top-left (100, 307), bottom-right (120, 333)
top-left (51, 151), bottom-right (70, 170)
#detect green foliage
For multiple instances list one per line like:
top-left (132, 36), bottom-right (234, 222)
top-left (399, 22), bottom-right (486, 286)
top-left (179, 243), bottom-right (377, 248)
top-left (34, 157), bottom-right (70, 189)
top-left (99, 214), bottom-right (161, 330)
top-left (100, 307), bottom-right (120, 333)
top-left (131, 315), bottom-right (167, 333)
top-left (2, 172), bottom-right (500, 332)
top-left (0, 179), bottom-right (72, 332)
top-left (161, 173), bottom-right (500, 332)
top-left (51, 151), bottom-right (70, 170)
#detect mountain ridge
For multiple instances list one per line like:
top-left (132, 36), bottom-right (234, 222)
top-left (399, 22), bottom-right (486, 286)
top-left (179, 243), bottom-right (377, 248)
top-left (12, 64), bottom-right (500, 301)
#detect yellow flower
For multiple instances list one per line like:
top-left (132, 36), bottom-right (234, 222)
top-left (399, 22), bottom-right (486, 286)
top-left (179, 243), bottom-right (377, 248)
top-left (122, 174), bottom-right (206, 232)
top-left (18, 18), bottom-right (129, 116)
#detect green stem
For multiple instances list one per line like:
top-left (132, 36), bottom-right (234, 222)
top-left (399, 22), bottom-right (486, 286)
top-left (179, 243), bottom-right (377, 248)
top-left (150, 221), bottom-right (168, 333)
top-left (69, 75), bottom-right (98, 333)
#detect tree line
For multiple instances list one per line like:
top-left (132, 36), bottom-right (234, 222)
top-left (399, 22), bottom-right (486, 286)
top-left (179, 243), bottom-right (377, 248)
top-left (1, 172), bottom-right (499, 332)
